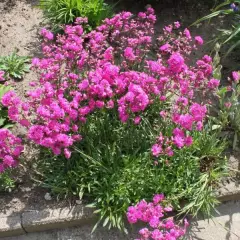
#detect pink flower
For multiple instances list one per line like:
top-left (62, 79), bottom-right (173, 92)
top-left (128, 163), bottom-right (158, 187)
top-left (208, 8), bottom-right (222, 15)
top-left (160, 43), bottom-right (171, 52)
top-left (160, 96), bottom-right (166, 101)
top-left (184, 28), bottom-right (191, 39)
top-left (190, 103), bottom-right (207, 121)
top-left (64, 148), bottom-right (71, 159)
top-left (153, 194), bottom-right (165, 204)
top-left (134, 116), bottom-right (141, 124)
top-left (164, 25), bottom-right (173, 33)
top-left (164, 206), bottom-right (173, 212)
top-left (0, 70), bottom-right (5, 81)
top-left (151, 229), bottom-right (163, 240)
top-left (168, 53), bottom-right (185, 73)
top-left (174, 21), bottom-right (181, 29)
top-left (224, 102), bottom-right (232, 109)
top-left (173, 135), bottom-right (185, 148)
top-left (165, 219), bottom-right (175, 229)
top-left (139, 228), bottom-right (151, 239)
top-left (124, 47), bottom-right (136, 61)
top-left (151, 144), bottom-right (162, 157)
top-left (185, 136), bottom-right (193, 146)
top-left (166, 147), bottom-right (174, 157)
top-left (178, 114), bottom-right (193, 130)
top-left (232, 71), bottom-right (240, 82)
top-left (149, 216), bottom-right (160, 228)
top-left (195, 36), bottom-right (204, 45)
top-left (3, 155), bottom-right (15, 167)
top-left (208, 78), bottom-right (220, 89)
top-left (203, 55), bottom-right (212, 63)
top-left (160, 111), bottom-right (167, 118)
top-left (196, 121), bottom-right (203, 131)
top-left (40, 28), bottom-right (54, 40)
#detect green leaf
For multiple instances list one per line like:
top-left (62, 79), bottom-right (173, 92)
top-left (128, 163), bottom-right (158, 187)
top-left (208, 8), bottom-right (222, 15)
top-left (102, 216), bottom-right (109, 227)
top-left (224, 26), bottom-right (240, 44)
top-left (213, 65), bottom-right (222, 80)
top-left (192, 10), bottom-right (231, 26)
top-left (225, 39), bottom-right (240, 56)
top-left (0, 85), bottom-right (11, 99)
top-left (0, 118), bottom-right (5, 126)
top-left (212, 125), bottom-right (221, 130)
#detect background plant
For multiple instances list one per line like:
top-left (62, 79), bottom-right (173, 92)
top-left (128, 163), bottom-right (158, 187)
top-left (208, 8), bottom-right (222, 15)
top-left (0, 170), bottom-right (15, 192)
top-left (193, 0), bottom-right (240, 55)
top-left (39, 0), bottom-right (114, 32)
top-left (0, 51), bottom-right (30, 80)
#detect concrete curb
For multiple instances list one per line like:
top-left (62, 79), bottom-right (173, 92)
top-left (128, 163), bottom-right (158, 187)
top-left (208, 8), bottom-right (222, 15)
top-left (217, 181), bottom-right (240, 202)
top-left (0, 184), bottom-right (240, 238)
top-left (0, 205), bottom-right (96, 238)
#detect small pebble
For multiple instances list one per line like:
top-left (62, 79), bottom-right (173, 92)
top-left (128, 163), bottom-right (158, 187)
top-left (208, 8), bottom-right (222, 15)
top-left (44, 193), bottom-right (52, 201)
top-left (76, 200), bottom-right (82, 205)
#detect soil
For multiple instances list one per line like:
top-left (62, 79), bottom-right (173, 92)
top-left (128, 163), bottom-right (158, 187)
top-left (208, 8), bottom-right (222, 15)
top-left (0, 0), bottom-right (239, 218)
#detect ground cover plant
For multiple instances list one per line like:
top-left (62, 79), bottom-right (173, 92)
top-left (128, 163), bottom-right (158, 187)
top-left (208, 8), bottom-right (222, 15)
top-left (0, 51), bottom-right (30, 80)
top-left (39, 0), bottom-right (114, 32)
top-left (1, 7), bottom-right (231, 236)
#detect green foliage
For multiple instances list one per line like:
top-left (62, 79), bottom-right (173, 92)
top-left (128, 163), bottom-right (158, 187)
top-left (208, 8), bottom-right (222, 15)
top-left (39, 0), bottom-right (114, 31)
top-left (0, 85), bottom-right (13, 129)
top-left (217, 80), bottom-right (240, 150)
top-left (210, 43), bottom-right (240, 150)
top-left (0, 51), bottom-right (30, 80)
top-left (193, 0), bottom-right (240, 55)
top-left (0, 170), bottom-right (15, 192)
top-left (35, 108), bottom-right (226, 231)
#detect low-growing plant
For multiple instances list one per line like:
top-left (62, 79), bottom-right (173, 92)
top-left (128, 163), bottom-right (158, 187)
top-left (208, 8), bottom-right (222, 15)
top-left (39, 0), bottom-right (114, 31)
top-left (0, 51), bottom-right (30, 80)
top-left (2, 8), bottom-right (228, 231)
top-left (36, 111), bottom-right (226, 230)
top-left (0, 170), bottom-right (15, 192)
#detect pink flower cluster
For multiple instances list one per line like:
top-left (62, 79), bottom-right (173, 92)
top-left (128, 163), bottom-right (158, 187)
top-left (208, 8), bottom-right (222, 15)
top-left (0, 129), bottom-right (24, 172)
top-left (0, 71), bottom-right (5, 81)
top-left (127, 194), bottom-right (188, 240)
top-left (2, 8), bottom-right (219, 159)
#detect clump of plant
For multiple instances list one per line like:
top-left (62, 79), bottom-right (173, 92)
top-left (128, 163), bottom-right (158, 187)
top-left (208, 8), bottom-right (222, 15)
top-left (0, 170), bottom-right (15, 192)
top-left (0, 51), bottom-right (30, 80)
top-left (193, 0), bottom-right (240, 55)
top-left (2, 9), bottom-right (227, 230)
top-left (39, 0), bottom-right (114, 31)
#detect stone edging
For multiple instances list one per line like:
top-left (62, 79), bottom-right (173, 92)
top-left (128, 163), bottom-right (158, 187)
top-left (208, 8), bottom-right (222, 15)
top-left (1, 183), bottom-right (240, 238)
top-left (0, 205), bottom-right (96, 238)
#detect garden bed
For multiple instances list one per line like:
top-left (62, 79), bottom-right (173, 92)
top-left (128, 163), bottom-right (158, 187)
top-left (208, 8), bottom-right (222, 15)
top-left (1, 0), bottom-right (240, 239)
